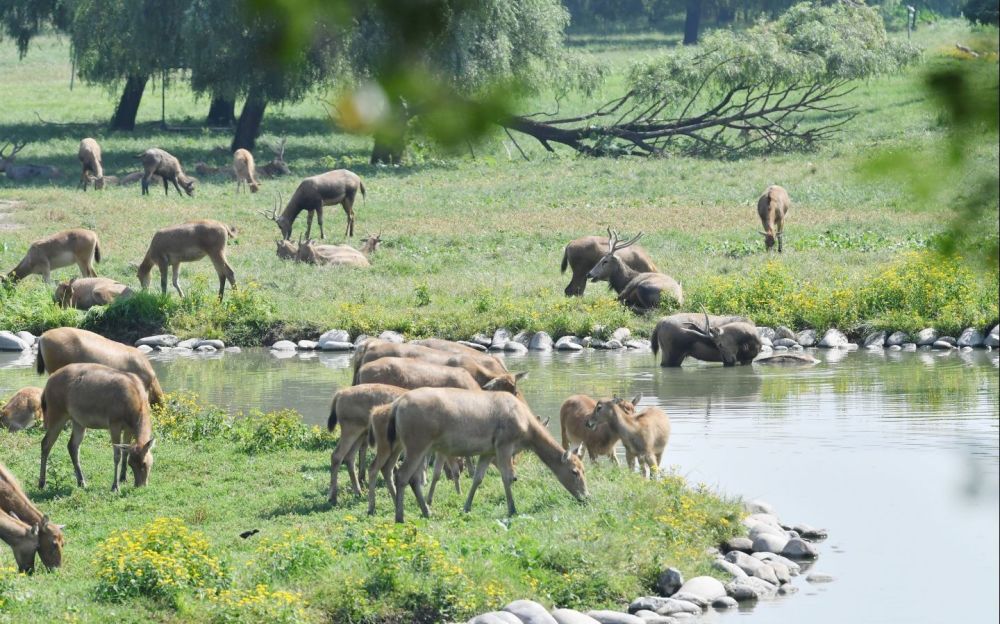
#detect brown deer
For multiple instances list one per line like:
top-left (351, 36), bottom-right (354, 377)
top-left (3, 228), bottom-right (101, 284)
top-left (561, 230), bottom-right (659, 296)
top-left (651, 310), bottom-right (761, 367)
top-left (560, 394), bottom-right (620, 464)
top-left (586, 230), bottom-right (683, 311)
top-left (137, 148), bottom-right (196, 197)
top-left (54, 277), bottom-right (133, 310)
top-left (1, 387), bottom-right (43, 431)
top-left (0, 507), bottom-right (44, 573)
top-left (357, 358), bottom-right (481, 391)
top-left (388, 388), bottom-right (588, 522)
top-left (36, 327), bottom-right (165, 407)
top-left (757, 185), bottom-right (791, 252)
top-left (258, 137), bottom-right (290, 177)
top-left (39, 363), bottom-right (155, 493)
top-left (275, 239), bottom-right (298, 260)
top-left (585, 395), bottom-right (670, 479)
top-left (78, 138), bottom-right (105, 190)
top-left (233, 148), bottom-right (260, 193)
top-left (0, 462), bottom-right (63, 570)
top-left (296, 233), bottom-right (381, 267)
top-left (262, 169), bottom-right (366, 239)
top-left (137, 219), bottom-right (237, 299)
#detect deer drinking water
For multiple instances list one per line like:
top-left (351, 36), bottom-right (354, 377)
top-left (262, 169), bottom-right (366, 240)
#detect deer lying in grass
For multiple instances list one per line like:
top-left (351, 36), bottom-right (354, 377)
top-left (585, 395), bottom-right (670, 479)
top-left (560, 394), bottom-right (620, 464)
top-left (0, 463), bottom-right (63, 570)
top-left (327, 384), bottom-right (407, 505)
top-left (78, 138), bottom-right (105, 191)
top-left (137, 148), bottom-right (196, 197)
top-left (0, 138), bottom-right (63, 181)
top-left (258, 137), bottom-right (290, 177)
top-left (3, 228), bottom-right (101, 284)
top-left (137, 219), bottom-right (237, 299)
top-left (39, 363), bottom-right (155, 493)
top-left (651, 310), bottom-right (761, 367)
top-left (352, 342), bottom-right (522, 394)
top-left (262, 169), bottom-right (366, 239)
top-left (0, 504), bottom-right (44, 573)
top-left (758, 185), bottom-right (791, 252)
top-left (296, 233), bottom-right (381, 267)
top-left (1, 387), bottom-right (43, 431)
top-left (587, 230), bottom-right (683, 311)
top-left (54, 277), bottom-right (133, 310)
top-left (119, 171), bottom-right (161, 186)
top-left (388, 388), bottom-right (588, 522)
top-left (561, 230), bottom-right (659, 297)
top-left (36, 327), bottom-right (165, 407)
top-left (275, 239), bottom-right (298, 260)
top-left (233, 148), bottom-right (260, 193)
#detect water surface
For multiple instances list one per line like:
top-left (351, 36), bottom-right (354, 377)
top-left (2, 346), bottom-right (997, 624)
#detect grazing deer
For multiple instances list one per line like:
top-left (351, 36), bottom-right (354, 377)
top-left (0, 462), bottom-right (63, 570)
top-left (757, 185), bottom-right (791, 252)
top-left (560, 394), bottom-right (620, 464)
top-left (262, 169), bottom-right (366, 239)
top-left (137, 219), bottom-right (237, 299)
top-left (585, 395), bottom-right (670, 479)
top-left (54, 277), bottom-right (133, 310)
top-left (78, 138), bottom-right (105, 190)
top-left (36, 327), bottom-right (165, 407)
top-left (388, 388), bottom-right (588, 522)
top-left (3, 228), bottom-right (101, 284)
top-left (137, 148), bottom-right (196, 197)
top-left (586, 230), bottom-right (683, 311)
top-left (1, 387), bottom-right (43, 431)
top-left (233, 148), bottom-right (260, 193)
top-left (651, 310), bottom-right (761, 367)
top-left (561, 232), bottom-right (659, 297)
top-left (258, 137), bottom-right (290, 177)
top-left (0, 507), bottom-right (43, 573)
top-left (296, 233), bottom-right (381, 267)
top-left (39, 363), bottom-right (155, 493)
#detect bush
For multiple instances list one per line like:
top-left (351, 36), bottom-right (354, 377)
top-left (152, 392), bottom-right (233, 441)
top-left (963, 0), bottom-right (999, 25)
top-left (94, 518), bottom-right (229, 603)
top-left (251, 530), bottom-right (336, 582)
top-left (205, 584), bottom-right (310, 624)
top-left (0, 281), bottom-right (80, 335)
top-left (230, 409), bottom-right (333, 454)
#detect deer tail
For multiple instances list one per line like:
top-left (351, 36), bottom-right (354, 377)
top-left (359, 181), bottom-right (366, 206)
top-left (560, 247), bottom-right (569, 274)
top-left (387, 403), bottom-right (398, 445)
top-left (651, 324), bottom-right (659, 358)
top-left (36, 346), bottom-right (46, 374)
top-left (94, 241), bottom-right (102, 264)
top-left (327, 397), bottom-right (338, 432)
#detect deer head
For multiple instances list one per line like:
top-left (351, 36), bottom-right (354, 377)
top-left (0, 139), bottom-right (27, 172)
top-left (587, 228), bottom-right (643, 282)
top-left (261, 193), bottom-right (291, 239)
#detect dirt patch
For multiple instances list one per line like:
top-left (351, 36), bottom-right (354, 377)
top-left (0, 199), bottom-right (24, 231)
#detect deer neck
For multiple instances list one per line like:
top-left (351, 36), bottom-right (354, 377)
top-left (604, 407), bottom-right (639, 440)
top-left (609, 259), bottom-right (638, 293)
top-left (525, 420), bottom-right (566, 470)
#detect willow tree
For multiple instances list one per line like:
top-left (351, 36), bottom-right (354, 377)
top-left (183, 0), bottom-right (344, 151)
top-left (0, 0), bottom-right (71, 58)
top-left (70, 0), bottom-right (189, 130)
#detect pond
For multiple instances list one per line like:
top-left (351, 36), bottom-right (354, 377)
top-left (2, 346), bottom-right (998, 624)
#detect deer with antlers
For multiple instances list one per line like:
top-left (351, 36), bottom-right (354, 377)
top-left (586, 229), bottom-right (683, 312)
top-left (259, 137), bottom-right (290, 177)
top-left (0, 138), bottom-right (63, 181)
top-left (262, 169), bottom-right (366, 240)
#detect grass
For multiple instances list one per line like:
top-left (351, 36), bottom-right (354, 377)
top-left (0, 22), bottom-right (997, 345)
top-left (0, 393), bottom-right (742, 623)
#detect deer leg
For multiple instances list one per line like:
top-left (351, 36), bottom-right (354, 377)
top-left (450, 458), bottom-right (463, 495)
top-left (357, 441), bottom-right (368, 487)
top-left (68, 422), bottom-right (87, 488)
top-left (304, 211), bottom-right (314, 240)
top-left (367, 446), bottom-right (400, 515)
top-left (110, 426), bottom-right (123, 492)
top-left (40, 262), bottom-right (52, 284)
top-left (171, 263), bottom-right (185, 297)
top-left (495, 448), bottom-right (518, 516)
top-left (393, 450), bottom-right (428, 523)
top-left (316, 206), bottom-right (325, 240)
top-left (409, 462), bottom-right (431, 519)
top-left (163, 177), bottom-right (170, 196)
top-left (463, 455), bottom-right (493, 514)
top-left (345, 436), bottom-right (365, 497)
top-left (427, 456), bottom-right (445, 506)
top-left (342, 200), bottom-right (354, 238)
top-left (209, 255), bottom-right (236, 300)
top-left (38, 420), bottom-right (65, 489)
top-left (328, 430), bottom-right (360, 504)
top-left (778, 229), bottom-right (784, 253)
top-left (141, 175), bottom-right (149, 195)
top-left (158, 261), bottom-right (168, 295)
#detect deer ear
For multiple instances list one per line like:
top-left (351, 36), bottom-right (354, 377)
top-left (561, 450), bottom-right (573, 463)
top-left (630, 394), bottom-right (642, 406)
top-left (142, 438), bottom-right (156, 452)
top-left (482, 379), bottom-right (499, 391)
top-left (513, 371), bottom-right (528, 382)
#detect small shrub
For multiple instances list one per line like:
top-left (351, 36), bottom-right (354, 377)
top-left (152, 392), bottom-right (233, 441)
top-left (230, 409), bottom-right (315, 454)
top-left (205, 584), bottom-right (310, 624)
top-left (251, 530), bottom-right (336, 581)
top-left (82, 292), bottom-right (176, 344)
top-left (94, 517), bottom-right (229, 603)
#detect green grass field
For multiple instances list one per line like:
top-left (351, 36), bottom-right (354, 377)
top-left (0, 22), bottom-right (996, 344)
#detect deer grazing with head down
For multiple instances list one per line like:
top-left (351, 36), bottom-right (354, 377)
top-left (3, 229), bottom-right (101, 284)
top-left (0, 462), bottom-right (63, 570)
top-left (757, 185), bottom-right (791, 252)
top-left (78, 138), bottom-right (105, 190)
top-left (137, 148), bottom-right (196, 197)
top-left (586, 229), bottom-right (684, 312)
top-left (137, 219), bottom-right (236, 299)
top-left (651, 309), bottom-right (761, 367)
top-left (232, 148), bottom-right (260, 193)
top-left (262, 169), bottom-right (366, 240)
top-left (1, 387), bottom-right (43, 431)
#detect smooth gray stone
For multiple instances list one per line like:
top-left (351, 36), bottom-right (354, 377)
top-left (932, 340), bottom-right (954, 350)
top-left (961, 346), bottom-right (973, 352)
top-left (551, 609), bottom-right (600, 624)
top-left (529, 331), bottom-right (554, 351)
top-left (774, 326), bottom-right (796, 340)
top-left (156, 346), bottom-right (172, 352)
top-left (504, 341), bottom-right (528, 354)
top-left (752, 552), bottom-right (801, 575)
top-left (136, 344), bottom-right (154, 354)
top-left (888, 344), bottom-right (902, 351)
top-left (712, 558), bottom-right (748, 580)
top-left (886, 331), bottom-right (909, 346)
top-left (782, 537), bottom-right (819, 559)
top-left (757, 327), bottom-right (776, 340)
top-left (711, 596), bottom-right (738, 609)
top-left (958, 327), bottom-right (986, 349)
top-left (752, 533), bottom-right (789, 553)
top-left (656, 567), bottom-right (684, 597)
top-left (632, 611), bottom-right (677, 624)
top-left (985, 325), bottom-right (1000, 347)
top-left (319, 329), bottom-right (350, 343)
top-left (555, 336), bottom-right (584, 351)
top-left (772, 338), bottom-right (798, 348)
top-left (297, 340), bottom-right (317, 350)
top-left (796, 329), bottom-right (817, 347)
top-left (773, 345), bottom-right (788, 351)
top-left (778, 584), bottom-right (799, 596)
top-left (792, 523), bottom-right (828, 540)
top-left (754, 352), bottom-right (819, 365)
top-left (14, 331), bottom-right (35, 347)
top-left (471, 333), bottom-right (493, 347)
top-left (724, 536), bottom-right (754, 553)
top-left (195, 345), bottom-right (217, 352)
top-left (863, 330), bottom-right (887, 347)
top-left (818, 328), bottom-right (848, 348)
top-left (170, 347), bottom-right (191, 354)
top-left (135, 334), bottom-right (179, 347)
top-left (748, 523), bottom-right (785, 540)
top-left (665, 593), bottom-right (706, 609)
top-left (625, 339), bottom-right (651, 350)
top-left (726, 550), bottom-right (767, 576)
top-left (628, 597), bottom-right (700, 616)
top-left (770, 562), bottom-right (792, 584)
top-left (585, 611), bottom-right (645, 624)
top-left (606, 339), bottom-right (624, 349)
top-left (759, 336), bottom-right (773, 347)
top-left (319, 340), bottom-right (354, 351)
top-left (224, 346), bottom-right (241, 353)
top-left (271, 340), bottom-right (297, 351)
top-left (726, 576), bottom-right (779, 600)
top-left (916, 327), bottom-right (939, 346)
top-left (0, 331), bottom-right (28, 351)
top-left (469, 613), bottom-right (523, 624)
top-left (744, 499), bottom-right (776, 515)
top-left (806, 572), bottom-right (836, 583)
top-left (745, 512), bottom-right (783, 527)
top-left (612, 327), bottom-right (631, 343)
top-left (938, 335), bottom-right (957, 345)
top-left (177, 338), bottom-right (200, 349)
top-left (576, 336), bottom-right (593, 348)
top-left (458, 340), bottom-right (488, 351)
top-left (377, 330), bottom-right (404, 343)
top-left (845, 343), bottom-right (859, 351)
top-left (512, 331), bottom-right (532, 347)
top-left (491, 328), bottom-right (511, 350)
top-left (354, 334), bottom-right (370, 346)
top-left (902, 343), bottom-right (917, 351)
top-left (590, 338), bottom-right (608, 349)
top-left (675, 575), bottom-right (726, 603)
top-left (195, 339), bottom-right (225, 349)
top-left (503, 600), bottom-right (557, 624)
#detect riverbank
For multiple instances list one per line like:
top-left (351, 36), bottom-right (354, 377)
top-left (0, 392), bottom-right (745, 623)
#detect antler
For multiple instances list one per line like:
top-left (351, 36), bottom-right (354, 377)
top-left (0, 138), bottom-right (27, 161)
top-left (701, 304), bottom-right (711, 335)
top-left (273, 137), bottom-right (287, 159)
top-left (609, 229), bottom-right (643, 253)
top-left (260, 193), bottom-right (282, 221)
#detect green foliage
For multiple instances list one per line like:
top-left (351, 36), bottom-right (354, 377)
top-left (0, 565), bottom-right (17, 608)
top-left (152, 391), bottom-right (233, 442)
top-left (229, 409), bottom-right (334, 454)
top-left (0, 281), bottom-right (80, 334)
top-left (94, 517), bottom-right (229, 604)
top-left (962, 0), bottom-right (999, 25)
top-left (250, 530), bottom-right (336, 582)
top-left (81, 291), bottom-right (178, 344)
top-left (204, 585), bottom-right (312, 624)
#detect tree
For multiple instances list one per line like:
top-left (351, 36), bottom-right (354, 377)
top-left (503, 2), bottom-right (919, 157)
top-left (0, 0), bottom-right (70, 58)
top-left (205, 96), bottom-right (236, 126)
top-left (70, 0), bottom-right (189, 130)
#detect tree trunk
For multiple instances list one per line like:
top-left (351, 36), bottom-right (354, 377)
top-left (206, 96), bottom-right (235, 126)
top-left (109, 74), bottom-right (148, 131)
top-left (231, 92), bottom-right (267, 152)
top-left (717, 4), bottom-right (735, 25)
top-left (369, 100), bottom-right (408, 164)
top-left (683, 0), bottom-right (702, 45)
